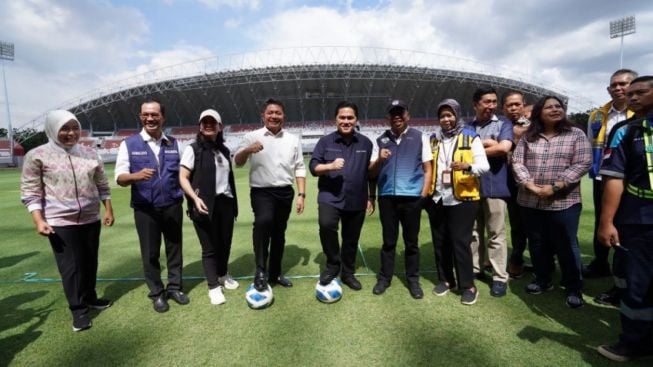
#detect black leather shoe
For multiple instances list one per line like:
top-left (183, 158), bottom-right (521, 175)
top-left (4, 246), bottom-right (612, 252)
top-left (341, 276), bottom-right (362, 291)
top-left (319, 272), bottom-right (335, 286)
top-left (153, 294), bottom-right (169, 313)
top-left (373, 281), bottom-right (389, 295)
top-left (582, 265), bottom-right (612, 278)
top-left (270, 276), bottom-right (293, 288)
top-left (254, 271), bottom-right (268, 292)
top-left (167, 290), bottom-right (190, 305)
top-left (409, 283), bottom-right (424, 299)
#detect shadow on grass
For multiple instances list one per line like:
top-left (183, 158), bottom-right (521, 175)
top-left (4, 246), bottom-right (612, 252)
top-left (0, 291), bottom-right (52, 367)
top-left (100, 254), bottom-right (148, 304)
top-left (283, 244), bottom-right (312, 275)
top-left (511, 279), bottom-right (624, 366)
top-left (0, 251), bottom-right (40, 269)
top-left (359, 242), bottom-right (439, 292)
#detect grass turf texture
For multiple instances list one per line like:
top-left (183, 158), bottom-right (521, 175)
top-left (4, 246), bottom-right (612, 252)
top-left (0, 161), bottom-right (644, 366)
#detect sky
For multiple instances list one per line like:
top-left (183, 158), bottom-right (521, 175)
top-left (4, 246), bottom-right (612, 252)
top-left (0, 0), bottom-right (651, 130)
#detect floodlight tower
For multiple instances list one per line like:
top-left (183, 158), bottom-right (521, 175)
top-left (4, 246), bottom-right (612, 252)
top-left (609, 16), bottom-right (636, 68)
top-left (0, 41), bottom-right (14, 166)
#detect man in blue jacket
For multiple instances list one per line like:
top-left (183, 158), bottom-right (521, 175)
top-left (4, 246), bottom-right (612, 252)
top-left (370, 100), bottom-right (432, 299)
top-left (115, 99), bottom-right (187, 313)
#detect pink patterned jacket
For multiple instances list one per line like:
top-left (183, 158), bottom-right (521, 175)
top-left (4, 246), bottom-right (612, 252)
top-left (21, 142), bottom-right (111, 226)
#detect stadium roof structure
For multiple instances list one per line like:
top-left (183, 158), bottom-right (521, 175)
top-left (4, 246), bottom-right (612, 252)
top-left (19, 47), bottom-right (579, 137)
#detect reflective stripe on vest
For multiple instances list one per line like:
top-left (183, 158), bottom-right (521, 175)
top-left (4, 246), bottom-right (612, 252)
top-left (627, 119), bottom-right (653, 199)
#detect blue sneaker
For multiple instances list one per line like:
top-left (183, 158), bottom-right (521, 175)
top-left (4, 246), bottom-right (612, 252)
top-left (490, 281), bottom-right (507, 297)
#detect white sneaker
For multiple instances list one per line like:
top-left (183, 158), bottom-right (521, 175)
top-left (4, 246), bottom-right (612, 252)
top-left (208, 286), bottom-right (226, 305)
top-left (218, 274), bottom-right (240, 290)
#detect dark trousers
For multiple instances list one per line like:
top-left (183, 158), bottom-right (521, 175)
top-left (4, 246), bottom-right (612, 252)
top-left (619, 225), bottom-right (653, 349)
top-left (49, 221), bottom-right (101, 317)
top-left (425, 199), bottom-right (478, 289)
top-left (192, 195), bottom-right (235, 289)
top-left (250, 186), bottom-right (293, 279)
top-left (134, 202), bottom-right (183, 299)
top-left (377, 196), bottom-right (422, 285)
top-left (318, 203), bottom-right (366, 279)
top-left (507, 196), bottom-right (528, 266)
top-left (522, 204), bottom-right (583, 293)
top-left (590, 179), bottom-right (611, 270)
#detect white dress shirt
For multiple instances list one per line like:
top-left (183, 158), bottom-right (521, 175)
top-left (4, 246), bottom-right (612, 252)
top-left (236, 127), bottom-right (306, 188)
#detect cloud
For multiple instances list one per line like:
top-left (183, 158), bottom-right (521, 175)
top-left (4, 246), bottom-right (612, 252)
top-left (0, 0), bottom-right (149, 127)
top-left (224, 18), bottom-right (242, 29)
top-left (197, 0), bottom-right (260, 10)
top-left (246, 0), bottom-right (653, 110)
top-left (100, 44), bottom-right (216, 85)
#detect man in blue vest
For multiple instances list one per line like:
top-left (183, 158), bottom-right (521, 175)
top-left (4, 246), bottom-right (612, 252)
top-left (115, 99), bottom-right (187, 313)
top-left (370, 100), bottom-right (433, 299)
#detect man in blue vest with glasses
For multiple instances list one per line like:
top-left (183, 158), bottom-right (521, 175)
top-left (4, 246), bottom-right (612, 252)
top-left (115, 99), bottom-right (187, 313)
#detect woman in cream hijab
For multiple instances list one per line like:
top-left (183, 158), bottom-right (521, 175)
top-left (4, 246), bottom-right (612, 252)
top-left (21, 110), bottom-right (114, 332)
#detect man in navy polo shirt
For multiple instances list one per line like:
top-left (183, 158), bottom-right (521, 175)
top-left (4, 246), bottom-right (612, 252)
top-left (115, 99), bottom-right (187, 313)
top-left (310, 101), bottom-right (375, 291)
top-left (468, 86), bottom-right (513, 298)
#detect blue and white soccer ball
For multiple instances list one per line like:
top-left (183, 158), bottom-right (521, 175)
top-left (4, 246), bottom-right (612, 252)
top-left (245, 283), bottom-right (274, 309)
top-left (315, 279), bottom-right (343, 303)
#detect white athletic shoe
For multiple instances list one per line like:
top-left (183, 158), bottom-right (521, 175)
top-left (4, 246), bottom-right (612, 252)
top-left (208, 286), bottom-right (226, 305)
top-left (218, 274), bottom-right (240, 290)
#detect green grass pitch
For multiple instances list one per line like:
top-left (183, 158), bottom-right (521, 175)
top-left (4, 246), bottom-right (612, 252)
top-left (0, 161), bottom-right (641, 366)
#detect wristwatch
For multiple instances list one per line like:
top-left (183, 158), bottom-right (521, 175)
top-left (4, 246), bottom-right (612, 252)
top-left (297, 192), bottom-right (306, 198)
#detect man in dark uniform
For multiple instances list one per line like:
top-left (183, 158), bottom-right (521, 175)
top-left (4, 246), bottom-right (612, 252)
top-left (595, 76), bottom-right (653, 307)
top-left (310, 101), bottom-right (375, 290)
top-left (596, 75), bottom-right (653, 362)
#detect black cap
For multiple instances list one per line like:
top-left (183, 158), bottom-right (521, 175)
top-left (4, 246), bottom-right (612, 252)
top-left (386, 99), bottom-right (408, 114)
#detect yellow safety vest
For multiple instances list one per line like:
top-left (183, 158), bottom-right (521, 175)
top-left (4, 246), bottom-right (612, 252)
top-left (430, 132), bottom-right (480, 201)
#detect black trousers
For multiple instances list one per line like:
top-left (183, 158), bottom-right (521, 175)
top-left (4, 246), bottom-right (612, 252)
top-left (318, 203), bottom-right (366, 279)
top-left (619, 225), bottom-right (653, 350)
top-left (192, 195), bottom-right (235, 289)
top-left (250, 186), bottom-right (293, 279)
top-left (134, 202), bottom-right (183, 299)
top-left (507, 196), bottom-right (528, 266)
top-left (377, 196), bottom-right (422, 284)
top-left (590, 179), bottom-right (611, 270)
top-left (49, 221), bottom-right (101, 317)
top-left (425, 199), bottom-right (478, 289)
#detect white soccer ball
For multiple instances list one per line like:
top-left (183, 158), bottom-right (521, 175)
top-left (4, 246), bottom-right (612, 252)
top-left (315, 279), bottom-right (343, 303)
top-left (245, 283), bottom-right (274, 309)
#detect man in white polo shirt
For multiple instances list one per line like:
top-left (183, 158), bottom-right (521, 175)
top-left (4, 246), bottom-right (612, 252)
top-left (234, 98), bottom-right (306, 292)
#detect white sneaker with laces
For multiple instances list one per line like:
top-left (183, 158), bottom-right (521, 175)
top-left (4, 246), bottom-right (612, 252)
top-left (218, 274), bottom-right (240, 290)
top-left (208, 286), bottom-right (226, 305)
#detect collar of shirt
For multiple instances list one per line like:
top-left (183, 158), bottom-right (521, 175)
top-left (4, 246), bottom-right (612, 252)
top-left (475, 114), bottom-right (499, 127)
top-left (608, 103), bottom-right (627, 116)
top-left (390, 126), bottom-right (410, 139)
top-left (263, 128), bottom-right (284, 137)
top-left (335, 131), bottom-right (359, 144)
top-left (139, 129), bottom-right (170, 144)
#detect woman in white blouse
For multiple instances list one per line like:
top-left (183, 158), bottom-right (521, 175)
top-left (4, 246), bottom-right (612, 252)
top-left (179, 109), bottom-right (240, 305)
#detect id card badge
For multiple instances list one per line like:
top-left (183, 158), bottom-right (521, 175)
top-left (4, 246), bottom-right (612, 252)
top-left (441, 169), bottom-right (452, 187)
